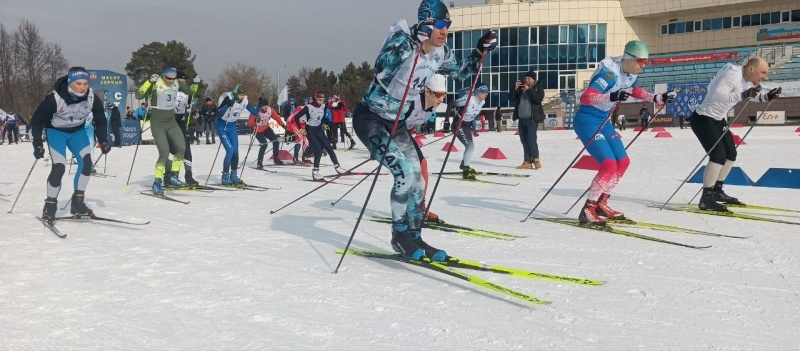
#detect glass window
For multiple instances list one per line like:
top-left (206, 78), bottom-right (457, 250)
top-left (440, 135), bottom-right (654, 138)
top-left (499, 48), bottom-right (508, 66)
top-left (676, 22), bottom-right (685, 34)
top-left (723, 17), bottom-right (731, 29)
top-left (538, 45), bottom-right (547, 63)
top-left (509, 47), bottom-right (518, 65)
top-left (711, 18), bottom-right (722, 30)
top-left (518, 47), bottom-right (528, 66)
top-left (588, 45), bottom-right (598, 62)
top-left (518, 27), bottom-right (529, 46)
top-left (559, 45), bottom-right (568, 63)
top-left (771, 11), bottom-right (780, 24)
top-left (569, 25), bottom-right (578, 44)
top-left (695, 21), bottom-right (702, 31)
top-left (547, 72), bottom-right (558, 90)
top-left (499, 28), bottom-right (510, 47)
top-left (598, 44), bottom-right (606, 61)
top-left (577, 24), bottom-right (588, 43)
top-left (509, 28), bottom-right (519, 46)
top-left (686, 21), bottom-right (695, 32)
top-left (530, 27), bottom-right (538, 45)
top-left (598, 24), bottom-right (607, 42)
top-left (500, 74), bottom-right (509, 94)
top-left (761, 13), bottom-right (770, 25)
top-left (782, 11), bottom-right (790, 22)
top-left (490, 49), bottom-right (500, 67)
top-left (793, 9), bottom-right (800, 22)
top-left (454, 32), bottom-right (463, 50)
top-left (590, 24), bottom-right (598, 42)
top-left (668, 22), bottom-right (676, 34)
top-left (733, 17), bottom-right (741, 27)
top-left (703, 19), bottom-right (711, 31)
top-left (660, 24), bottom-right (667, 35)
top-left (491, 73), bottom-right (499, 91)
top-left (568, 44), bottom-right (577, 63)
top-left (559, 25), bottom-right (568, 44)
top-left (548, 45), bottom-right (559, 64)
top-left (751, 14), bottom-right (760, 26)
top-left (577, 44), bottom-right (587, 63)
top-left (547, 26), bottom-right (558, 44)
top-left (539, 26), bottom-right (548, 45)
top-left (529, 46), bottom-right (538, 64)
top-left (742, 15), bottom-right (751, 26)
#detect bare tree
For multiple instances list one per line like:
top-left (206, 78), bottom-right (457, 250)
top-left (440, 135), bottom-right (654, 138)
top-left (0, 23), bottom-right (17, 113)
top-left (208, 62), bottom-right (277, 107)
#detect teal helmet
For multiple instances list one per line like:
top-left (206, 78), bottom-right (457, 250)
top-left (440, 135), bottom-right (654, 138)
top-left (231, 84), bottom-right (245, 102)
top-left (623, 40), bottom-right (649, 60)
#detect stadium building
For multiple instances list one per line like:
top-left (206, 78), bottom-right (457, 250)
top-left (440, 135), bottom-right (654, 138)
top-left (446, 0), bottom-right (800, 128)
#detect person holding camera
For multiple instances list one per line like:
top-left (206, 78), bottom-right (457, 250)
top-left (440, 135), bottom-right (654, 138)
top-left (510, 71), bottom-right (545, 170)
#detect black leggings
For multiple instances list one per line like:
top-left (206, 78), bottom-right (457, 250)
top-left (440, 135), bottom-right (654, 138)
top-left (307, 125), bottom-right (339, 168)
top-left (690, 112), bottom-right (736, 165)
top-left (256, 128), bottom-right (279, 162)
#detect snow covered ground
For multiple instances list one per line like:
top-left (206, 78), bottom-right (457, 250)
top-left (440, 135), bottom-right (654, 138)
top-left (1, 125), bottom-right (799, 350)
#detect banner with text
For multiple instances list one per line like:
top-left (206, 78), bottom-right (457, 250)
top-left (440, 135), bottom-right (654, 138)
top-left (755, 111), bottom-right (786, 125)
top-left (649, 52), bottom-right (739, 66)
top-left (757, 23), bottom-right (800, 42)
top-left (666, 82), bottom-right (709, 121)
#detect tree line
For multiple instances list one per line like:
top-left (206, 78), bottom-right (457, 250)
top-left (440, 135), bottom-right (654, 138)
top-left (0, 20), bottom-right (69, 121)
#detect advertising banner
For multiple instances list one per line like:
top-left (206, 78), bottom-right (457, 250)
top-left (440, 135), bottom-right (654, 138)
top-left (666, 82), bottom-right (709, 122)
top-left (757, 23), bottom-right (800, 42)
top-left (649, 52), bottom-right (739, 66)
top-left (121, 120), bottom-right (141, 145)
top-left (755, 111), bottom-right (786, 125)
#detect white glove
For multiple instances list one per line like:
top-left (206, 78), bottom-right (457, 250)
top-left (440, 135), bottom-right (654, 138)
top-left (149, 74), bottom-right (159, 83)
top-left (193, 76), bottom-right (200, 84)
top-left (654, 91), bottom-right (677, 104)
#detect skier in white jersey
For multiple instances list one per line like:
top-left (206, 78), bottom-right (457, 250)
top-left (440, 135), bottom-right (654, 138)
top-left (690, 57), bottom-right (780, 211)
top-left (453, 83), bottom-right (488, 180)
top-left (351, 0), bottom-right (496, 261)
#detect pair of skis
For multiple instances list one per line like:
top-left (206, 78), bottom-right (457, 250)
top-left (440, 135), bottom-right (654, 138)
top-left (366, 215), bottom-right (525, 241)
top-left (655, 203), bottom-right (800, 226)
top-left (37, 214), bottom-right (150, 239)
top-left (340, 247), bottom-right (606, 306)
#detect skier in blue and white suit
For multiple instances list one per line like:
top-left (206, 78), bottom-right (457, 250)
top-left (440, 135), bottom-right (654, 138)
top-left (453, 83), bottom-right (488, 179)
top-left (352, 0), bottom-right (497, 261)
top-left (31, 66), bottom-right (111, 225)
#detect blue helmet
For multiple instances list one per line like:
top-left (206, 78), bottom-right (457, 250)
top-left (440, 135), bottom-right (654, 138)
top-left (418, 0), bottom-right (449, 23)
top-left (474, 83), bottom-right (489, 95)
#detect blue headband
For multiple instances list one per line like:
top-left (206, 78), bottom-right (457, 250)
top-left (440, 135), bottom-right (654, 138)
top-left (67, 70), bottom-right (90, 84)
top-left (474, 85), bottom-right (489, 95)
top-left (162, 68), bottom-right (177, 77)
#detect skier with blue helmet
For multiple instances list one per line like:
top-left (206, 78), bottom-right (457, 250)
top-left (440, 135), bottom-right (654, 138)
top-left (453, 82), bottom-right (488, 180)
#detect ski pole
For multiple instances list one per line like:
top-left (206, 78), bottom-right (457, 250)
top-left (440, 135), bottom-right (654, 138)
top-left (563, 102), bottom-right (668, 214)
top-left (203, 139), bottom-right (223, 186)
top-left (423, 53), bottom-right (488, 223)
top-left (7, 159), bottom-right (38, 214)
top-left (333, 46), bottom-right (426, 274)
top-left (237, 125), bottom-right (259, 178)
top-left (124, 90), bottom-right (153, 189)
top-left (685, 98), bottom-right (778, 204)
top-left (330, 165), bottom-right (381, 206)
top-left (421, 132), bottom-right (454, 147)
top-left (521, 101), bottom-right (620, 222)
top-left (656, 98), bottom-right (765, 210)
top-left (269, 157), bottom-right (372, 215)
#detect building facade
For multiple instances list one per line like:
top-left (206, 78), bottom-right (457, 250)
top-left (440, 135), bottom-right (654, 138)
top-left (447, 0), bottom-right (800, 118)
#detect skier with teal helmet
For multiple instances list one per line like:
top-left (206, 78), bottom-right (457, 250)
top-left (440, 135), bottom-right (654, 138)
top-left (217, 84), bottom-right (260, 185)
top-left (574, 40), bottom-right (676, 225)
top-left (351, 0), bottom-right (497, 262)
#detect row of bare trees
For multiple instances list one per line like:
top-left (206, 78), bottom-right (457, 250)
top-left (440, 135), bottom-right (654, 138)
top-left (0, 20), bottom-right (69, 121)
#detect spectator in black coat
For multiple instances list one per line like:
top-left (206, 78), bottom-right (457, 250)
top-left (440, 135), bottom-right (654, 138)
top-left (510, 71), bottom-right (545, 169)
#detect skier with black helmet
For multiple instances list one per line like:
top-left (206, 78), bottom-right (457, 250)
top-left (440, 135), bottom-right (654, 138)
top-left (293, 90), bottom-right (346, 180)
top-left (351, 0), bottom-right (496, 261)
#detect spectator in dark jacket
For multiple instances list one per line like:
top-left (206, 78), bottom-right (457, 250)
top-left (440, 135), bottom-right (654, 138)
top-left (199, 98), bottom-right (217, 144)
top-left (639, 103), bottom-right (650, 129)
top-left (510, 71), bottom-right (545, 169)
top-left (282, 97), bottom-right (296, 122)
top-left (327, 93), bottom-right (356, 150)
top-left (494, 106), bottom-right (503, 132)
top-left (108, 103), bottom-right (122, 147)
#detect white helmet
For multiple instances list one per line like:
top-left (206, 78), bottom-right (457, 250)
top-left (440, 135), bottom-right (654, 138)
top-left (426, 74), bottom-right (447, 93)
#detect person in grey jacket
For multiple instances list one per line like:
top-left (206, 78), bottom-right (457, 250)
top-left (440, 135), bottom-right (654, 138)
top-left (510, 71), bottom-right (545, 169)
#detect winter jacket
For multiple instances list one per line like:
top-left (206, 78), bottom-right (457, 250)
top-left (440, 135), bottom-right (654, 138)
top-left (327, 100), bottom-right (349, 124)
top-left (510, 82), bottom-right (545, 122)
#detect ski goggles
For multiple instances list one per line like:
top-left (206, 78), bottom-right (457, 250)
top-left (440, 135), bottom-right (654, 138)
top-left (423, 19), bottom-right (452, 30)
top-left (430, 90), bottom-right (446, 99)
top-left (624, 52), bottom-right (648, 66)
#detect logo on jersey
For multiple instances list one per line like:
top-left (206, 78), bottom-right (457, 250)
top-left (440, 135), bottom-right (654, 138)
top-left (605, 72), bottom-right (614, 80)
top-left (596, 79), bottom-right (608, 90)
top-left (433, 52), bottom-right (441, 62)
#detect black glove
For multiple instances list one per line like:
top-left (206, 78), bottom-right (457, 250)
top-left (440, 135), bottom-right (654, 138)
top-left (99, 142), bottom-right (112, 154)
top-left (741, 86), bottom-right (760, 100)
top-left (766, 87), bottom-right (782, 101)
top-left (33, 144), bottom-right (45, 159)
top-left (654, 91), bottom-right (677, 104)
top-left (475, 31), bottom-right (497, 55)
top-left (610, 89), bottom-right (631, 102)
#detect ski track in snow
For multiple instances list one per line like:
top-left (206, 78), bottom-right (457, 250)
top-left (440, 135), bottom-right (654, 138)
top-left (1, 126), bottom-right (799, 349)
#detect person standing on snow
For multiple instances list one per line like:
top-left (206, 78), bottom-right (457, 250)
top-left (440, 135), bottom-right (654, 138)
top-left (690, 57), bottom-right (779, 212)
top-left (294, 91), bottom-right (346, 180)
top-left (574, 40), bottom-right (676, 225)
top-left (453, 83), bottom-right (488, 180)
top-left (134, 64), bottom-right (199, 195)
top-left (31, 66), bottom-right (111, 224)
top-left (351, 0), bottom-right (495, 261)
top-left (328, 93), bottom-right (356, 150)
top-left (248, 97), bottom-right (287, 168)
top-left (216, 84), bottom-right (259, 185)
top-left (163, 70), bottom-right (200, 186)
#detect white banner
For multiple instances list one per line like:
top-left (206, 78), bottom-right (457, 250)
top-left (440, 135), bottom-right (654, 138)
top-left (0, 107), bottom-right (6, 120)
top-left (755, 110), bottom-right (785, 125)
top-left (277, 85), bottom-right (289, 106)
top-left (761, 81), bottom-right (800, 97)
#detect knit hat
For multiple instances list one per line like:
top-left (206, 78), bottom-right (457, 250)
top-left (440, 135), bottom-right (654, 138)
top-left (524, 71), bottom-right (537, 80)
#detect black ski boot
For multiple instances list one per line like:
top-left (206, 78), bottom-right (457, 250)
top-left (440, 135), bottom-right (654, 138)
top-left (412, 231), bottom-right (448, 262)
top-left (184, 167), bottom-right (199, 186)
top-left (699, 187), bottom-right (729, 212)
top-left (273, 158), bottom-right (284, 165)
top-left (348, 138), bottom-right (356, 150)
top-left (42, 197), bottom-right (57, 225)
top-left (256, 160), bottom-right (264, 170)
top-left (712, 181), bottom-right (741, 204)
top-left (70, 191), bottom-right (94, 217)
top-left (391, 223), bottom-right (425, 260)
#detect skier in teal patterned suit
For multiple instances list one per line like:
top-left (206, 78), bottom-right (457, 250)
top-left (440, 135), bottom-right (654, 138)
top-left (351, 0), bottom-right (497, 261)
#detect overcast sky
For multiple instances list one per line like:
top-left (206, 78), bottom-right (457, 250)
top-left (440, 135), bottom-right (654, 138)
top-left (0, 0), bottom-right (486, 86)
